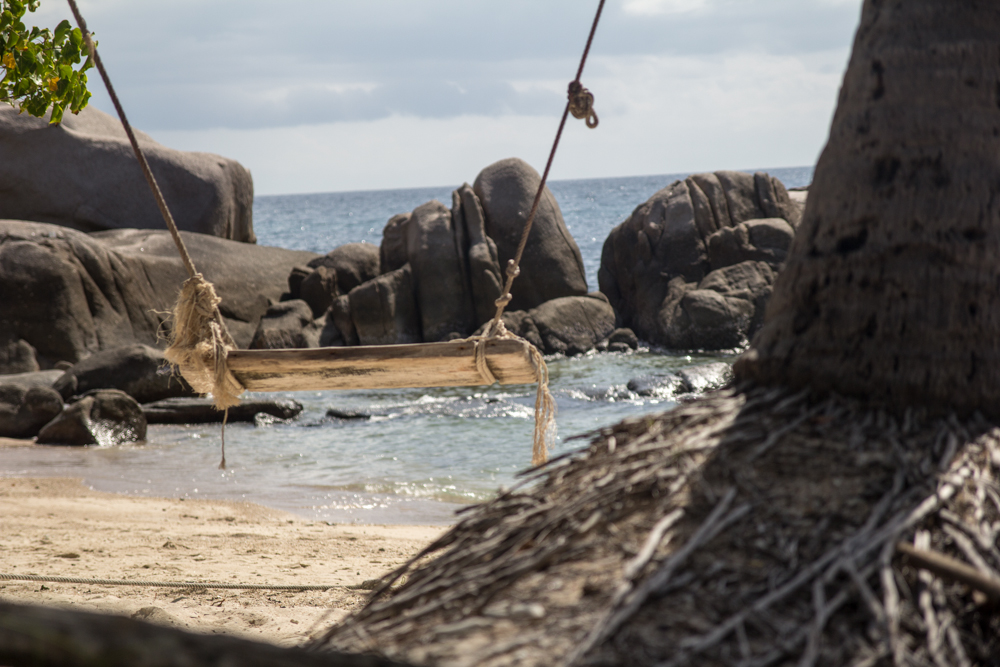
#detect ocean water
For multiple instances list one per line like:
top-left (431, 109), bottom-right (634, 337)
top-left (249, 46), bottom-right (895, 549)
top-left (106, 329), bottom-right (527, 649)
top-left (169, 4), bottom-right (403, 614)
top-left (1, 167), bottom-right (812, 525)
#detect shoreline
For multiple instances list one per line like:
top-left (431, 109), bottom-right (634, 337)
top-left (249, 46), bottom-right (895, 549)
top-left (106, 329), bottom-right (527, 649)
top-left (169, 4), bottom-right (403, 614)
top-left (0, 476), bottom-right (447, 646)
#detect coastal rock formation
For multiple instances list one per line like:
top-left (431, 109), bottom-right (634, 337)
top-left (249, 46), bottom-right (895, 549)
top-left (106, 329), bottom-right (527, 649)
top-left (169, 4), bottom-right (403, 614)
top-left (0, 384), bottom-right (63, 438)
top-left (599, 171), bottom-right (803, 349)
top-left (36, 389), bottom-right (146, 446)
top-left (0, 105), bottom-right (255, 241)
top-left (306, 158), bottom-right (593, 349)
top-left (53, 344), bottom-right (193, 403)
top-left (0, 220), bottom-right (317, 372)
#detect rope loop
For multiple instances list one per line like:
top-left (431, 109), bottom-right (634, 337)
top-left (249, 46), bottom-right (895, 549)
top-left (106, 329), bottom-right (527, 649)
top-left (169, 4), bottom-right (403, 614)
top-left (568, 80), bottom-right (599, 129)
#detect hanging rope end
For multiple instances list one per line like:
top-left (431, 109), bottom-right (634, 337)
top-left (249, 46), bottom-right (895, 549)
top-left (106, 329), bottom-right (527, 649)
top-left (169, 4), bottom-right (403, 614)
top-left (163, 274), bottom-right (245, 412)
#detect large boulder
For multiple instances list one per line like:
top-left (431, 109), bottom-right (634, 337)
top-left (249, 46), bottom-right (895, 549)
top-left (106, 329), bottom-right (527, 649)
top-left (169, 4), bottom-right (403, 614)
top-left (474, 158), bottom-right (588, 311)
top-left (249, 300), bottom-right (324, 350)
top-left (0, 384), bottom-right (63, 438)
top-left (0, 220), bottom-right (318, 371)
top-left (405, 201), bottom-right (477, 341)
top-left (349, 265), bottom-right (422, 345)
top-left (491, 294), bottom-right (616, 356)
top-left (52, 344), bottom-right (193, 403)
top-left (36, 389), bottom-right (146, 446)
top-left (599, 171), bottom-right (802, 350)
top-left (0, 105), bottom-right (255, 241)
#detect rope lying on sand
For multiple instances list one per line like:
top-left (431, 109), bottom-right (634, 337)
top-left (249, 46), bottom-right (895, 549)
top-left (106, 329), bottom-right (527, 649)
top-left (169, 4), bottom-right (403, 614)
top-left (0, 572), bottom-right (346, 591)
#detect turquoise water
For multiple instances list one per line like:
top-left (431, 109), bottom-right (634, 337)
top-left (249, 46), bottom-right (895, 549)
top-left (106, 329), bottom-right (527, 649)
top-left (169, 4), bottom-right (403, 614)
top-left (0, 168), bottom-right (811, 524)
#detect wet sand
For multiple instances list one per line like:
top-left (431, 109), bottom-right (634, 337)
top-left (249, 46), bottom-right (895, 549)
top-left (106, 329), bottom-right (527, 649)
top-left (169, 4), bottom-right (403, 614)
top-left (0, 473), bottom-right (446, 646)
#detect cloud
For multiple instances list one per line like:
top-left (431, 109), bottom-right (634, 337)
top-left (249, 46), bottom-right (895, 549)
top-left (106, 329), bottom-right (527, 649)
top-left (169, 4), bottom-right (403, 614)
top-left (623, 0), bottom-right (711, 16)
top-left (149, 47), bottom-right (847, 195)
top-left (34, 0), bottom-right (861, 133)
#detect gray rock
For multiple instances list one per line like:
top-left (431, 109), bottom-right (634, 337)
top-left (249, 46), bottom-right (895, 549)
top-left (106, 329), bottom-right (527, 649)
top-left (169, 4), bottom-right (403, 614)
top-left (249, 300), bottom-right (323, 350)
top-left (406, 201), bottom-right (476, 342)
top-left (326, 408), bottom-right (371, 420)
top-left (0, 335), bottom-right (39, 374)
top-left (52, 344), bottom-right (193, 403)
top-left (0, 105), bottom-right (254, 241)
top-left (328, 294), bottom-right (359, 347)
top-left (0, 370), bottom-right (64, 389)
top-left (349, 265), bottom-right (422, 345)
top-left (307, 243), bottom-right (381, 294)
top-left (37, 389), bottom-right (146, 446)
top-left (0, 220), bottom-right (318, 369)
top-left (380, 213), bottom-right (411, 274)
top-left (677, 362), bottom-right (733, 394)
top-left (608, 328), bottom-right (639, 350)
top-left (474, 158), bottom-right (588, 311)
top-left (453, 184), bottom-right (503, 327)
top-left (528, 294), bottom-right (616, 356)
top-left (0, 384), bottom-right (64, 438)
top-left (143, 397), bottom-right (302, 424)
top-left (299, 265), bottom-right (339, 318)
top-left (659, 261), bottom-right (777, 350)
top-left (298, 243), bottom-right (382, 318)
top-left (599, 171), bottom-right (797, 350)
top-left (626, 374), bottom-right (686, 398)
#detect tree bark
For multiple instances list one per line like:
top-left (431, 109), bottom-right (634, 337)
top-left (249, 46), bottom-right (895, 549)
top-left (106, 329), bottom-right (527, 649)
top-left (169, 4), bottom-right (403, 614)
top-left (736, 0), bottom-right (1000, 417)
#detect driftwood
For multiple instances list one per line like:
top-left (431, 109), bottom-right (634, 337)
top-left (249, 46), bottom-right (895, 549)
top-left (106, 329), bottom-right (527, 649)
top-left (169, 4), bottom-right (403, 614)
top-left (0, 601), bottom-right (408, 667)
top-left (227, 338), bottom-right (539, 392)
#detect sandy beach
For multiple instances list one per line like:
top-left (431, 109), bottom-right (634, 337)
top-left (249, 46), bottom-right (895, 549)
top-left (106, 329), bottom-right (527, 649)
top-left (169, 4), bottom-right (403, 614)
top-left (0, 460), bottom-right (446, 647)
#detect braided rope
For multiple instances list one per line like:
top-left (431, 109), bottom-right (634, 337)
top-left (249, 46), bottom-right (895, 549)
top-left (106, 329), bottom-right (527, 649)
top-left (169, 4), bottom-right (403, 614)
top-left (486, 0), bottom-right (606, 335)
top-left (67, 0), bottom-right (244, 419)
top-left (0, 572), bottom-right (339, 591)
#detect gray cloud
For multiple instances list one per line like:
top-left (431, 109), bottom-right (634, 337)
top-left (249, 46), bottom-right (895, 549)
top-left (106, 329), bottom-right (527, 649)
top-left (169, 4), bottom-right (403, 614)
top-left (50, 0), bottom-right (862, 130)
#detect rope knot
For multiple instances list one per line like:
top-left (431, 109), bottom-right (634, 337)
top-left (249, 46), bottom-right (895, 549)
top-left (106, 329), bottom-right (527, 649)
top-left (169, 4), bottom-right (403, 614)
top-left (505, 259), bottom-right (521, 280)
top-left (568, 80), bottom-right (598, 129)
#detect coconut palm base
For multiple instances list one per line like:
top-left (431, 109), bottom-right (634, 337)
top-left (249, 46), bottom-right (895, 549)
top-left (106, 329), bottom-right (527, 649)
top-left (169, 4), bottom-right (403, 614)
top-left (318, 387), bottom-right (1000, 666)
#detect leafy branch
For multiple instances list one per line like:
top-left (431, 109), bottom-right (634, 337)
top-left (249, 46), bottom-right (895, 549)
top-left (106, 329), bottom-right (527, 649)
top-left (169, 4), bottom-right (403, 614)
top-left (0, 0), bottom-right (92, 123)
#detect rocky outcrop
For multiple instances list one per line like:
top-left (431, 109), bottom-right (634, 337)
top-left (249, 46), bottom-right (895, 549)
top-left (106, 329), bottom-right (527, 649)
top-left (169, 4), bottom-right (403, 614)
top-left (0, 384), bottom-right (63, 438)
top-left (309, 158), bottom-right (594, 349)
top-left (52, 344), bottom-right (193, 403)
top-left (0, 220), bottom-right (318, 372)
top-left (599, 171), bottom-right (802, 350)
top-left (36, 389), bottom-right (146, 446)
top-left (0, 105), bottom-right (255, 241)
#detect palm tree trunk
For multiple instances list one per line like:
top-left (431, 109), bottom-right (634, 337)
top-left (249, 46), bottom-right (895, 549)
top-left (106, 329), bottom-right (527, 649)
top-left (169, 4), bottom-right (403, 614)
top-left (736, 0), bottom-right (1000, 417)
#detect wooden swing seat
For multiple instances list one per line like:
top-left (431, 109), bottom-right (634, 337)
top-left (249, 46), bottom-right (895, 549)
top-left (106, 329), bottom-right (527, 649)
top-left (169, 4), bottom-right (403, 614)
top-left (226, 337), bottom-right (539, 392)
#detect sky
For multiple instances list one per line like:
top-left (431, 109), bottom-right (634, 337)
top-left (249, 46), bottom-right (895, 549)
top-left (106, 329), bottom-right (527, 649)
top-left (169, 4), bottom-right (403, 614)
top-left (31, 0), bottom-right (864, 195)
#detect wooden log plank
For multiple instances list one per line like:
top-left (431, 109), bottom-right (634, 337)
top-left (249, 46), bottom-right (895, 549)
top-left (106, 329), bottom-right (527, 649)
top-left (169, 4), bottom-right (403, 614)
top-left (227, 338), bottom-right (539, 392)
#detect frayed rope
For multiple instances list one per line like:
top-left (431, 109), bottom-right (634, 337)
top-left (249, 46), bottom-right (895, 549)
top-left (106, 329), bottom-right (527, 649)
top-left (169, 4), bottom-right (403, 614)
top-left (163, 274), bottom-right (245, 411)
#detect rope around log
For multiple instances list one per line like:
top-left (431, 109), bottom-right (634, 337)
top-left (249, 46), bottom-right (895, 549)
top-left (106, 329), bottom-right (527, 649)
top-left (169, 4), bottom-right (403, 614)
top-left (68, 0), bottom-right (244, 415)
top-left (467, 323), bottom-right (555, 466)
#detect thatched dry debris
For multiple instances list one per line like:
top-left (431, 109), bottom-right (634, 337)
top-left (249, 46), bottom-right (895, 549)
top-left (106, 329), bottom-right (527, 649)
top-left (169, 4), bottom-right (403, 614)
top-left (317, 384), bottom-right (1000, 666)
